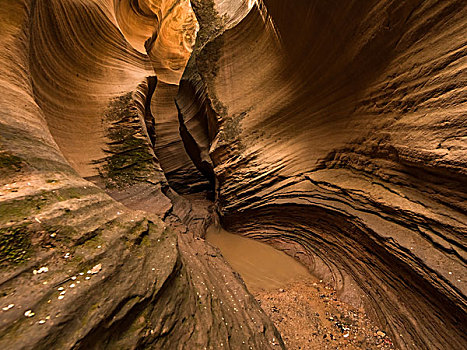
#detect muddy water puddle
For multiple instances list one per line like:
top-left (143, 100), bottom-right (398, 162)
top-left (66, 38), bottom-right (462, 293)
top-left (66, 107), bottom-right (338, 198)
top-left (206, 226), bottom-right (394, 350)
top-left (205, 225), bottom-right (312, 293)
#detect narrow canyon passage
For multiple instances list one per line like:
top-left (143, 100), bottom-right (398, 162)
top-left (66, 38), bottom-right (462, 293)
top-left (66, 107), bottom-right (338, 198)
top-left (0, 0), bottom-right (466, 350)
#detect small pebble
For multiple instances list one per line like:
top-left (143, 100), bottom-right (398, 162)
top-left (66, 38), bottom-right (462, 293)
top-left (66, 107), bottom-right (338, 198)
top-left (24, 310), bottom-right (35, 317)
top-left (89, 264), bottom-right (102, 274)
top-left (33, 267), bottom-right (48, 275)
top-left (377, 331), bottom-right (386, 338)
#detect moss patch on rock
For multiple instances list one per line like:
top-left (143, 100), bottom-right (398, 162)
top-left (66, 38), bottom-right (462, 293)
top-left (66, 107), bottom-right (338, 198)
top-left (191, 0), bottom-right (225, 51)
top-left (0, 225), bottom-right (31, 265)
top-left (186, 0), bottom-right (229, 118)
top-left (0, 186), bottom-right (102, 223)
top-left (95, 93), bottom-right (158, 189)
top-left (218, 110), bottom-right (249, 145)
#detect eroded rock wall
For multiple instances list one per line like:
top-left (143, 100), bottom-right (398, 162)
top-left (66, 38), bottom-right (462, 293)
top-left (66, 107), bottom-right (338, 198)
top-left (0, 1), bottom-right (283, 349)
top-left (183, 1), bottom-right (467, 349)
top-left (0, 0), bottom-right (466, 349)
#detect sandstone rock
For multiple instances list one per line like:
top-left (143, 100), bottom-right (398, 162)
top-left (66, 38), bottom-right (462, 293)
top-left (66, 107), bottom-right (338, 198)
top-left (0, 0), bottom-right (465, 349)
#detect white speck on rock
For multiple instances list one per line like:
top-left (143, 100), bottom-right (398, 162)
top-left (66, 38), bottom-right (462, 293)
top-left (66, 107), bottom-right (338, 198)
top-left (24, 310), bottom-right (35, 317)
top-left (33, 266), bottom-right (48, 275)
top-left (89, 264), bottom-right (102, 274)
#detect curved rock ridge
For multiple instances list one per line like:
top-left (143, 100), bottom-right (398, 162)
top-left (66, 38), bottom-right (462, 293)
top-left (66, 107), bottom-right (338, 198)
top-left (143, 0), bottom-right (199, 85)
top-left (181, 0), bottom-right (466, 349)
top-left (0, 0), bottom-right (282, 349)
top-left (30, 0), bottom-right (153, 177)
top-left (0, 0), bottom-right (466, 349)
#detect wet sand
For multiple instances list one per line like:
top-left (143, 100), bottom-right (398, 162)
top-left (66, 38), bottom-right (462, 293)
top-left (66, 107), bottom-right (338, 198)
top-left (205, 225), bottom-right (312, 293)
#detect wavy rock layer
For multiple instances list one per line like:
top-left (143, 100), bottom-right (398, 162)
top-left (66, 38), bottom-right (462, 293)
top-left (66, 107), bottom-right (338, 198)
top-left (0, 1), bottom-right (282, 349)
top-left (183, 1), bottom-right (466, 349)
top-left (0, 0), bottom-right (466, 349)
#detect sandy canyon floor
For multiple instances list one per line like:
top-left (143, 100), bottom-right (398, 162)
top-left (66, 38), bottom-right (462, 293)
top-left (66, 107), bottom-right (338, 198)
top-left (206, 227), bottom-right (395, 350)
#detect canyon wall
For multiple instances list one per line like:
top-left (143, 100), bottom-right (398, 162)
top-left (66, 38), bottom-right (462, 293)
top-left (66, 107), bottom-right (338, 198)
top-left (0, 1), bottom-right (282, 349)
top-left (180, 1), bottom-right (467, 348)
top-left (0, 0), bottom-right (466, 349)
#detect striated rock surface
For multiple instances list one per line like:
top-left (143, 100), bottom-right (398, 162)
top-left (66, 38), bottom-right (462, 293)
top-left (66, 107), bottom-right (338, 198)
top-left (0, 1), bottom-right (282, 349)
top-left (1, 0), bottom-right (466, 349)
top-left (188, 1), bottom-right (467, 349)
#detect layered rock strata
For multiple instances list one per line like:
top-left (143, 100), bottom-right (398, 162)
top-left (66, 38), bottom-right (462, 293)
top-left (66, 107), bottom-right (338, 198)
top-left (184, 1), bottom-right (467, 349)
top-left (0, 0), bottom-right (466, 349)
top-left (0, 1), bottom-right (282, 349)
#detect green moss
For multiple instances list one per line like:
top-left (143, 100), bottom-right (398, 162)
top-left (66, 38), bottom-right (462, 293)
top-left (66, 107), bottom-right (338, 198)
top-left (196, 34), bottom-right (227, 114)
top-left (218, 110), bottom-right (249, 144)
top-left (42, 223), bottom-right (77, 245)
top-left (140, 234), bottom-right (151, 247)
top-left (190, 0), bottom-right (228, 50)
top-left (0, 186), bottom-right (102, 223)
top-left (94, 93), bottom-right (158, 189)
top-left (77, 230), bottom-right (104, 248)
top-left (66, 188), bottom-right (82, 199)
top-left (0, 225), bottom-right (31, 265)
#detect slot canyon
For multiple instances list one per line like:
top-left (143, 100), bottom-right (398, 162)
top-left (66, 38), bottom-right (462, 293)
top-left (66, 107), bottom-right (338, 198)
top-left (0, 0), bottom-right (466, 349)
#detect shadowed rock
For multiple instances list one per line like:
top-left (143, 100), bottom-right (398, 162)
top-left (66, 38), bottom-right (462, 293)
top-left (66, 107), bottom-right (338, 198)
top-left (0, 0), bottom-right (465, 349)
